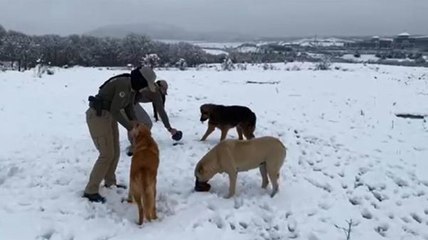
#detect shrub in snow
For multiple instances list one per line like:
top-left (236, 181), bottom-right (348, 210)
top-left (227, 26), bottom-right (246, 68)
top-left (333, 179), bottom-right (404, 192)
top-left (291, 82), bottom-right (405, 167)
top-left (142, 53), bottom-right (160, 69)
top-left (221, 57), bottom-right (234, 71)
top-left (284, 63), bottom-right (300, 71)
top-left (315, 57), bottom-right (331, 70)
top-left (415, 56), bottom-right (426, 64)
top-left (236, 62), bottom-right (247, 70)
top-left (408, 53), bottom-right (422, 60)
top-left (284, 57), bottom-right (295, 63)
top-left (262, 63), bottom-right (277, 70)
top-left (175, 58), bottom-right (187, 71)
top-left (263, 63), bottom-right (270, 70)
top-left (35, 63), bottom-right (54, 78)
top-left (286, 65), bottom-right (301, 71)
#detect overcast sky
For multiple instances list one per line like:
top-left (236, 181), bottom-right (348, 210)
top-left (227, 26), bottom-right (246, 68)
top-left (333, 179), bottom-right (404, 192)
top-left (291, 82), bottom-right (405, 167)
top-left (0, 0), bottom-right (427, 37)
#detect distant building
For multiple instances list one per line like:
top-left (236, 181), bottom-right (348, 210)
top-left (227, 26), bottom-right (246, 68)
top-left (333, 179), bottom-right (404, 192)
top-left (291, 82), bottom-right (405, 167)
top-left (344, 36), bottom-right (392, 49)
top-left (345, 33), bottom-right (427, 50)
top-left (413, 36), bottom-right (428, 50)
top-left (393, 32), bottom-right (415, 48)
top-left (379, 38), bottom-right (393, 48)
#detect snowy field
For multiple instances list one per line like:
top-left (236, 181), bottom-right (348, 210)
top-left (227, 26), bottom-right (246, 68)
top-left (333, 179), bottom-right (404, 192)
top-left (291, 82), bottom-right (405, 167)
top-left (1, 62), bottom-right (428, 240)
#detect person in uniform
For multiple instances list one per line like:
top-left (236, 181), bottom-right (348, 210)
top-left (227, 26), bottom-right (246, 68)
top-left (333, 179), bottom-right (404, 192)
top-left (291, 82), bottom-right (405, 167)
top-left (83, 67), bottom-right (157, 203)
top-left (125, 79), bottom-right (181, 156)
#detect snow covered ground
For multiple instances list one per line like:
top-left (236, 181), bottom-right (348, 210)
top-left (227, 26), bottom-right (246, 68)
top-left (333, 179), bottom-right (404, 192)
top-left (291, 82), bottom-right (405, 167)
top-left (1, 62), bottom-right (428, 240)
top-left (201, 48), bottom-right (229, 56)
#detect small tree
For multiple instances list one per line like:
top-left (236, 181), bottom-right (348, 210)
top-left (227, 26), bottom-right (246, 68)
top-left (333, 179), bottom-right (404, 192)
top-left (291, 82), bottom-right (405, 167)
top-left (415, 56), bottom-right (426, 64)
top-left (353, 51), bottom-right (361, 58)
top-left (315, 56), bottom-right (331, 70)
top-left (141, 53), bottom-right (160, 69)
top-left (221, 57), bottom-right (234, 71)
top-left (237, 62), bottom-right (247, 70)
top-left (176, 58), bottom-right (187, 70)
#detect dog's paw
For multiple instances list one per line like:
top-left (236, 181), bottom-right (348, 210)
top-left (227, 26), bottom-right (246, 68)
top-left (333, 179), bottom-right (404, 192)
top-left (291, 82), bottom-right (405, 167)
top-left (224, 194), bottom-right (234, 199)
top-left (121, 197), bottom-right (133, 203)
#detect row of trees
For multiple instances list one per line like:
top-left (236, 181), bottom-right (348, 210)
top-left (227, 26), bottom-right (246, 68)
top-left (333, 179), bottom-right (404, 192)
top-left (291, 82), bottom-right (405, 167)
top-left (0, 25), bottom-right (224, 70)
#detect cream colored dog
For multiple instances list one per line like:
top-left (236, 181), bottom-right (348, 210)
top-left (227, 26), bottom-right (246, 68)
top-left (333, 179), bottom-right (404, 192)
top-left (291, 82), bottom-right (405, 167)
top-left (194, 136), bottom-right (286, 198)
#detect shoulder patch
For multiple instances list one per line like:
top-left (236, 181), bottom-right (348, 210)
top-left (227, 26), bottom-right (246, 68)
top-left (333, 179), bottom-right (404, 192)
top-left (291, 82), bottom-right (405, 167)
top-left (119, 91), bottom-right (126, 98)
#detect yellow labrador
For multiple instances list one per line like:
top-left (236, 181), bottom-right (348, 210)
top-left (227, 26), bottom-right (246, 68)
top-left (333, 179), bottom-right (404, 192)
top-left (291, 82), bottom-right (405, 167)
top-left (194, 136), bottom-right (286, 198)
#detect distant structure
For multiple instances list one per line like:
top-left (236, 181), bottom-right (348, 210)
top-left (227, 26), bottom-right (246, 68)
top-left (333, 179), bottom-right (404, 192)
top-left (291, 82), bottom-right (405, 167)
top-left (345, 33), bottom-right (428, 50)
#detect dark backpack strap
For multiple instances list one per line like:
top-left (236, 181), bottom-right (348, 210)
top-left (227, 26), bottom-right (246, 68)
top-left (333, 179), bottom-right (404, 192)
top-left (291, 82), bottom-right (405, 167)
top-left (99, 73), bottom-right (131, 89)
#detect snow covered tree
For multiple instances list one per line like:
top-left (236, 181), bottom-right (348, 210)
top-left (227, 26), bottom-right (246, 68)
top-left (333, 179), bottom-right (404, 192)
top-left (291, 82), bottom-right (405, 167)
top-left (176, 58), bottom-right (187, 70)
top-left (221, 57), bottom-right (234, 71)
top-left (315, 56), bottom-right (331, 70)
top-left (142, 53), bottom-right (160, 69)
top-left (119, 34), bottom-right (154, 66)
top-left (237, 62), bottom-right (247, 70)
top-left (1, 30), bottom-right (35, 71)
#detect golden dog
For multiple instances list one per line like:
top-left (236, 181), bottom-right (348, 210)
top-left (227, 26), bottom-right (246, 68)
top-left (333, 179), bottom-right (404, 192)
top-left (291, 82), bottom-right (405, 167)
top-left (128, 123), bottom-right (159, 225)
top-left (194, 136), bottom-right (286, 198)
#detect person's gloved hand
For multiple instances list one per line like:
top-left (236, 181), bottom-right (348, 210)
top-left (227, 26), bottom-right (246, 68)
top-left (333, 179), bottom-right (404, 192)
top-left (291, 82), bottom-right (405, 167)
top-left (169, 128), bottom-right (182, 141)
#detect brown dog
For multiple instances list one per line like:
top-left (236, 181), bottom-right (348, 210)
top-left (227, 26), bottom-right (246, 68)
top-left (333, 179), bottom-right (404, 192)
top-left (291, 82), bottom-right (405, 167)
top-left (195, 136), bottom-right (286, 198)
top-left (199, 104), bottom-right (256, 141)
top-left (128, 123), bottom-right (159, 225)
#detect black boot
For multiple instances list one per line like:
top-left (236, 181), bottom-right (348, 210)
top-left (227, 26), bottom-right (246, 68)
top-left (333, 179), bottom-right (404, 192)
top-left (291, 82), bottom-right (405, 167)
top-left (82, 192), bottom-right (106, 203)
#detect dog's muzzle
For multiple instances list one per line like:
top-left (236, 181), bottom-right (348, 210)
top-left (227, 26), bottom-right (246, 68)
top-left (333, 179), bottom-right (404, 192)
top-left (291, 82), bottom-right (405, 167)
top-left (194, 178), bottom-right (211, 192)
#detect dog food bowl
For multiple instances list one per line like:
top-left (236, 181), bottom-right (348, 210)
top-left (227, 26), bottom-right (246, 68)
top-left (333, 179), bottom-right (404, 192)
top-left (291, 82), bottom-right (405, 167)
top-left (194, 179), bottom-right (211, 192)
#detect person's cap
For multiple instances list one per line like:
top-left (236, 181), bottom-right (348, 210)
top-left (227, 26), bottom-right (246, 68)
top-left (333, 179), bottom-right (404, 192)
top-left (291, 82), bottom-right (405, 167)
top-left (139, 67), bottom-right (156, 92)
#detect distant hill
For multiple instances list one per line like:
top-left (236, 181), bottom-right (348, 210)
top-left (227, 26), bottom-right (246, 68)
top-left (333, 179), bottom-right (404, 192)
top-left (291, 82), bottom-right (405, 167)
top-left (86, 23), bottom-right (255, 42)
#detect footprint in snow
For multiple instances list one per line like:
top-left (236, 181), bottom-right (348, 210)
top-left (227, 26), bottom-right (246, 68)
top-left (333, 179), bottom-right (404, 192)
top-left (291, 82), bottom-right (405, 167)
top-left (410, 213), bottom-right (423, 223)
top-left (374, 223), bottom-right (389, 237)
top-left (361, 208), bottom-right (373, 219)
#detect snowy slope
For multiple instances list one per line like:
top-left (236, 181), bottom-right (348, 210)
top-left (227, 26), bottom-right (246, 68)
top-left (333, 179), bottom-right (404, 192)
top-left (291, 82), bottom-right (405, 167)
top-left (0, 63), bottom-right (428, 240)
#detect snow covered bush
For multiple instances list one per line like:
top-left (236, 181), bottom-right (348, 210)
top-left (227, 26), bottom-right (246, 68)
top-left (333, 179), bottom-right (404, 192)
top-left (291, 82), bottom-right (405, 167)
top-left (236, 62), bottom-right (247, 70)
top-left (176, 58), bottom-right (187, 70)
top-left (221, 57), bottom-right (234, 71)
top-left (263, 63), bottom-right (277, 70)
top-left (315, 57), bottom-right (331, 70)
top-left (35, 63), bottom-right (54, 78)
top-left (142, 53), bottom-right (160, 69)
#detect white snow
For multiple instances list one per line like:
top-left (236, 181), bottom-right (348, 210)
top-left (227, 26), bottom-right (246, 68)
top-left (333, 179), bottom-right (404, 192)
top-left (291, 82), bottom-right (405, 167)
top-left (202, 48), bottom-right (229, 55)
top-left (286, 37), bottom-right (352, 47)
top-left (236, 46), bottom-right (260, 53)
top-left (189, 41), bottom-right (244, 49)
top-left (1, 63), bottom-right (428, 240)
top-left (398, 32), bottom-right (410, 37)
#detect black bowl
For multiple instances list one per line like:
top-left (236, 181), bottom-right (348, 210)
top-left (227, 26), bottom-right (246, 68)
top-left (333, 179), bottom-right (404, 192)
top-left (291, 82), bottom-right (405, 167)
top-left (194, 179), bottom-right (211, 192)
top-left (172, 131), bottom-right (183, 141)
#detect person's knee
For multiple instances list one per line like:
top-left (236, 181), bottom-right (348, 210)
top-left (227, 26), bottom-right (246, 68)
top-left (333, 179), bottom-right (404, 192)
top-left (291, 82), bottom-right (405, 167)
top-left (98, 145), bottom-right (116, 161)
